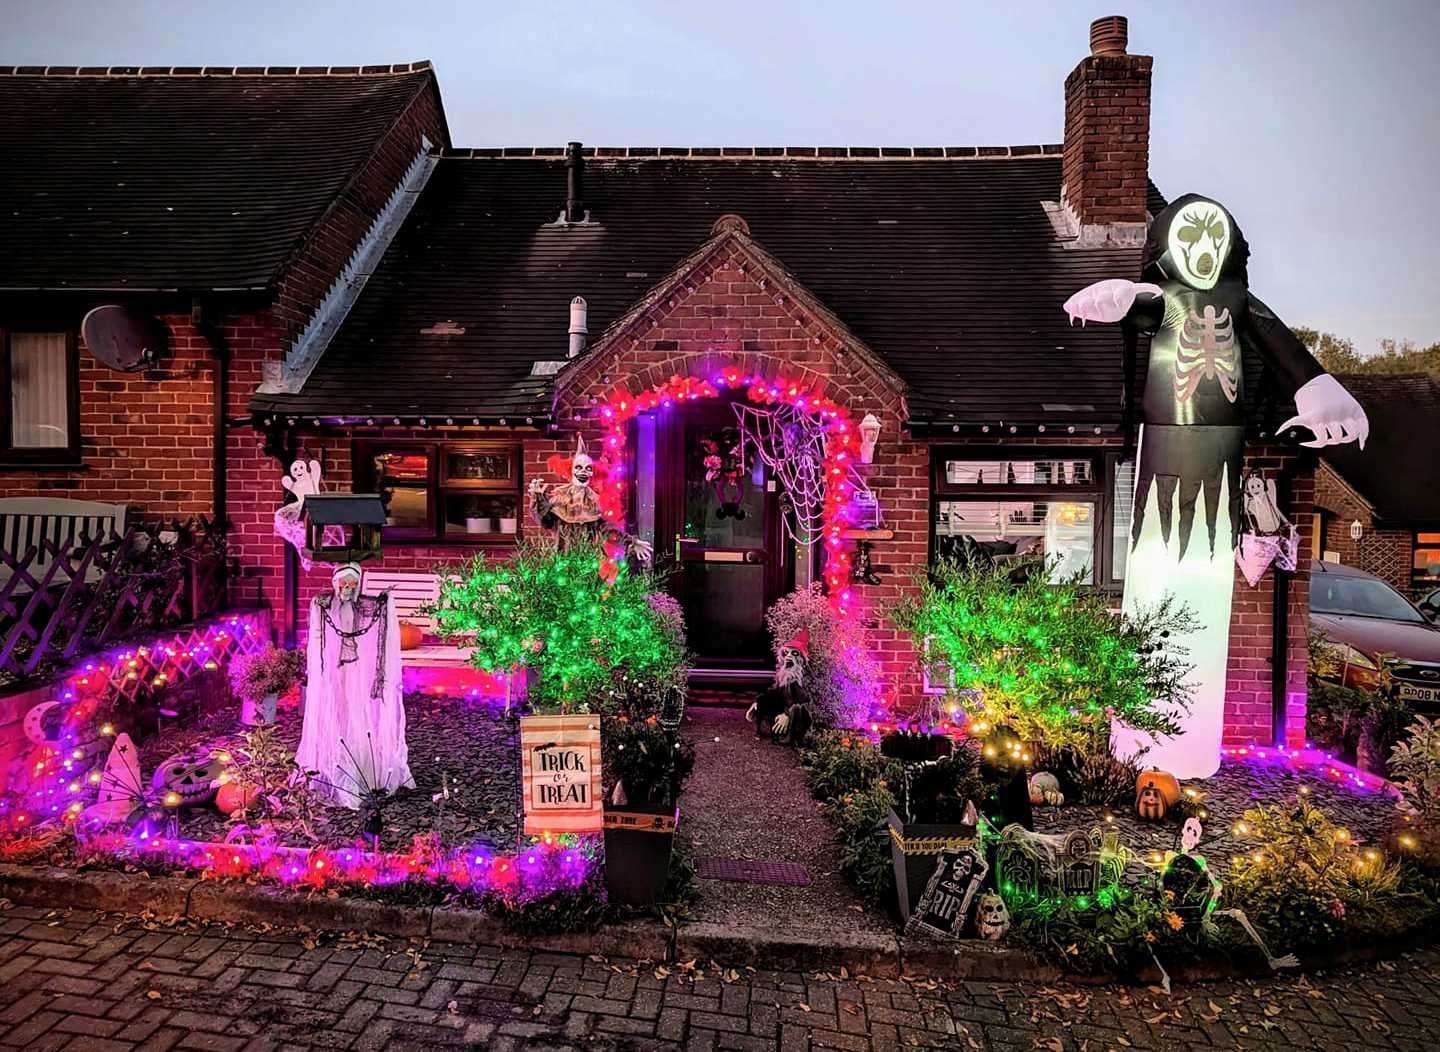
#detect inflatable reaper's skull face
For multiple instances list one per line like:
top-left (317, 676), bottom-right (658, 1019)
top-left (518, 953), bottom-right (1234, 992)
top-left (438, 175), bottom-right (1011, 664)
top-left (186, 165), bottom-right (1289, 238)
top-left (1167, 200), bottom-right (1231, 291)
top-left (776, 643), bottom-right (807, 688)
top-left (571, 450), bottom-right (594, 486)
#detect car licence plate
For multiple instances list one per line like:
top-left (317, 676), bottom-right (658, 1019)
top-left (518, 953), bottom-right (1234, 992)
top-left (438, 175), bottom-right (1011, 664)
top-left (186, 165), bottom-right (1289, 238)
top-left (1399, 684), bottom-right (1440, 704)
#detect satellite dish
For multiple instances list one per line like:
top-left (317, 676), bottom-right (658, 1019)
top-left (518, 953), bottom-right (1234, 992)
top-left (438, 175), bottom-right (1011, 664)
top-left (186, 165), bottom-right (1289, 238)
top-left (81, 305), bottom-right (169, 371)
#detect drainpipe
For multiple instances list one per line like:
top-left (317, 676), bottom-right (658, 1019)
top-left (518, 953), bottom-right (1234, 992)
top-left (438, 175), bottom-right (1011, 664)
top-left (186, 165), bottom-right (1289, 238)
top-left (191, 299), bottom-right (230, 529)
top-left (1271, 453), bottom-right (1308, 748)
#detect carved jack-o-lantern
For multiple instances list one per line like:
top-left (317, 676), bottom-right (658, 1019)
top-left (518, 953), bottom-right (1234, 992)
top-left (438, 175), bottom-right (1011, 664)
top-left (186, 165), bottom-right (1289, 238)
top-left (974, 892), bottom-right (1010, 941)
top-left (1136, 768), bottom-right (1181, 807)
top-left (151, 750), bottom-right (230, 807)
top-left (1137, 783), bottom-right (1168, 821)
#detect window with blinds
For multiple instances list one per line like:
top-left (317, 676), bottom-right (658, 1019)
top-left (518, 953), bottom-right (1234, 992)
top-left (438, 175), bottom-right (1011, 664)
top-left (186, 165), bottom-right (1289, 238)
top-left (3, 330), bottom-right (78, 461)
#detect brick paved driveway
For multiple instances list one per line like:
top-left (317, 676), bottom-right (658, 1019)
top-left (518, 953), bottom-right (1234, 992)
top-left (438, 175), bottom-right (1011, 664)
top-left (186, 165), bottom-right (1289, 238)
top-left (0, 903), bottom-right (1434, 1050)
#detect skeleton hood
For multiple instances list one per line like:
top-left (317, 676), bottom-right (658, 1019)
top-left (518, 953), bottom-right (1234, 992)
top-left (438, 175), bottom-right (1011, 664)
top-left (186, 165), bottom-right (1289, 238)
top-left (1144, 193), bottom-right (1250, 292)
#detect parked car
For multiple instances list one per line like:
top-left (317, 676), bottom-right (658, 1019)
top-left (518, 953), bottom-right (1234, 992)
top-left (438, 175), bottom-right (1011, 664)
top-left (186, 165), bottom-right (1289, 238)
top-left (1309, 560), bottom-right (1440, 707)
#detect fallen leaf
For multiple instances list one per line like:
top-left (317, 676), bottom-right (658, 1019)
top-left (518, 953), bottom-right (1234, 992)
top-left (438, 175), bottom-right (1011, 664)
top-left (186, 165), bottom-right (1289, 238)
top-left (146, 991), bottom-right (161, 1000)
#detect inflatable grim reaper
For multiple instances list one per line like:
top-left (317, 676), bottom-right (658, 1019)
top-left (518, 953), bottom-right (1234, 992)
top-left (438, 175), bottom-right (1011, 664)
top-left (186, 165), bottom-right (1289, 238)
top-left (1065, 194), bottom-right (1368, 777)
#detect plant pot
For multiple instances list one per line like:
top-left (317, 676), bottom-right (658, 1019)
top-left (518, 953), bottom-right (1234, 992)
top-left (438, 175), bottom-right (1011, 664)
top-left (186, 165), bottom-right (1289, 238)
top-left (604, 800), bottom-right (677, 907)
top-left (240, 692), bottom-right (277, 726)
top-left (887, 808), bottom-right (977, 922)
top-left (465, 516), bottom-right (493, 534)
top-left (499, 517), bottom-right (518, 534)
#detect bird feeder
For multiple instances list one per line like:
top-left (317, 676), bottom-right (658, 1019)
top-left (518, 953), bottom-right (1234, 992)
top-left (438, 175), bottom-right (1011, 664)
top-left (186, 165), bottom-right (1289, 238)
top-left (302, 494), bottom-right (386, 563)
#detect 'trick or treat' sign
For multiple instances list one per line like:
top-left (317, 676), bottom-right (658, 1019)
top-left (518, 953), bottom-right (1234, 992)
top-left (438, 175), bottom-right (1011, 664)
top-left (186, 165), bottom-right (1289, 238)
top-left (520, 715), bottom-right (602, 834)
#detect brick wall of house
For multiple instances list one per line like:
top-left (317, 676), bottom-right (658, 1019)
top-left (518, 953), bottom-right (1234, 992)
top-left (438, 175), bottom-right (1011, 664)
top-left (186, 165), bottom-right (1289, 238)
top-left (0, 310), bottom-right (272, 523)
top-left (1314, 459), bottom-right (1416, 595)
top-left (1221, 446), bottom-right (1314, 748)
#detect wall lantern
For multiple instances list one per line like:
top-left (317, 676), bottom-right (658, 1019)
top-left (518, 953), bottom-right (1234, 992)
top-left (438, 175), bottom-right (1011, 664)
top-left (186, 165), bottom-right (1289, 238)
top-left (1349, 520), bottom-right (1364, 542)
top-left (859, 413), bottom-right (882, 464)
top-left (303, 494), bottom-right (386, 563)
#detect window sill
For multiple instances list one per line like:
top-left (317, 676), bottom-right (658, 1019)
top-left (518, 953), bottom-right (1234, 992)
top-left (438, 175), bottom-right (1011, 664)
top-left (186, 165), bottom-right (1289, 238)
top-left (380, 534), bottom-right (522, 549)
top-left (0, 458), bottom-right (87, 472)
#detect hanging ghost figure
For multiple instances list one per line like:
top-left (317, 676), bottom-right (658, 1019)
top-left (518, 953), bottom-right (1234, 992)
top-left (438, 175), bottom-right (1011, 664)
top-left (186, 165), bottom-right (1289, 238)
top-left (274, 457), bottom-right (331, 570)
top-left (528, 435), bottom-right (653, 579)
top-left (1065, 195), bottom-right (1367, 778)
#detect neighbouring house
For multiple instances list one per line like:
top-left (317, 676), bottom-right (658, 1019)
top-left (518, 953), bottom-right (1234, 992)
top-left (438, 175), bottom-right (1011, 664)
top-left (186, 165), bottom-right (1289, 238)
top-left (1314, 373), bottom-right (1440, 598)
top-left (0, 60), bottom-right (448, 594)
top-left (2, 17), bottom-right (1331, 748)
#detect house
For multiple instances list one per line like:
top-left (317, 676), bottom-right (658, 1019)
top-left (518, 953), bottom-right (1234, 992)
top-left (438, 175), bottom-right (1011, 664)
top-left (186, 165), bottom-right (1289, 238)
top-left (1314, 373), bottom-right (1440, 598)
top-left (0, 60), bottom-right (448, 598)
top-left (1, 17), bottom-right (1329, 748)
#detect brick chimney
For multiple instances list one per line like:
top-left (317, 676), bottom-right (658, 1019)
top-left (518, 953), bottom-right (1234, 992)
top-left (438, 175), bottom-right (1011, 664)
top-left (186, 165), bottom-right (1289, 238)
top-left (1061, 15), bottom-right (1152, 244)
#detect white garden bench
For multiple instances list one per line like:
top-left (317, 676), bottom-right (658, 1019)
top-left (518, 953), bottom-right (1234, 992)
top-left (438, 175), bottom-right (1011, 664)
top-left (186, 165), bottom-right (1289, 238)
top-left (361, 570), bottom-right (474, 668)
top-left (0, 498), bottom-right (127, 588)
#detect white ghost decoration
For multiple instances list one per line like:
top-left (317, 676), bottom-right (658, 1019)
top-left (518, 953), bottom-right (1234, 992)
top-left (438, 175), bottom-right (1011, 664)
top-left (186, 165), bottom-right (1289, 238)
top-left (281, 459), bottom-right (323, 509)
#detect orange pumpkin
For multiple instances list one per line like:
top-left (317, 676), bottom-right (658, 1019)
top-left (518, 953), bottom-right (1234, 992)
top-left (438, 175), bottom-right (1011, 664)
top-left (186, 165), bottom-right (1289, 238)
top-left (1136, 784), bottom-right (1168, 821)
top-left (1136, 768), bottom-right (1181, 807)
top-left (398, 621), bottom-right (424, 651)
top-left (214, 781), bottom-right (259, 816)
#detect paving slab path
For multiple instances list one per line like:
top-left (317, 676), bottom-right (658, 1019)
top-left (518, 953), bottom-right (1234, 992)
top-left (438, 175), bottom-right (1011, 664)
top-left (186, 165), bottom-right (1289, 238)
top-left (680, 704), bottom-right (894, 942)
top-left (0, 903), bottom-right (1435, 1050)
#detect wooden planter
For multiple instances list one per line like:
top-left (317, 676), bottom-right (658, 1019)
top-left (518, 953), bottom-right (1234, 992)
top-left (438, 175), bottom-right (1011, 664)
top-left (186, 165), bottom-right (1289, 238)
top-left (603, 801), bottom-right (678, 907)
top-left (887, 808), bottom-right (977, 922)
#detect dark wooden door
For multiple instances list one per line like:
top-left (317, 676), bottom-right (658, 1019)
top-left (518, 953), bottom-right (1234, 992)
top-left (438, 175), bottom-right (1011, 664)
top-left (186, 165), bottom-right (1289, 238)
top-left (656, 399), bottom-right (790, 671)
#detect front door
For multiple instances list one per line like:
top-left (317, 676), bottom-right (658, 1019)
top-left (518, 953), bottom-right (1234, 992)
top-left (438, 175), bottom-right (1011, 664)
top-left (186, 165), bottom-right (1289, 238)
top-left (657, 400), bottom-right (789, 672)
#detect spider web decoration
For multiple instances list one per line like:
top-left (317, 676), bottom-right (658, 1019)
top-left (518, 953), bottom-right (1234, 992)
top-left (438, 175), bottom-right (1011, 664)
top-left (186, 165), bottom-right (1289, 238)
top-left (733, 402), bottom-right (874, 546)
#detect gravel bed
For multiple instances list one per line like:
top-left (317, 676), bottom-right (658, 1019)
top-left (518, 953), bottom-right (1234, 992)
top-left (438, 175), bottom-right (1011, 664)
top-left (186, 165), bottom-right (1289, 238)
top-left (136, 694), bottom-right (522, 852)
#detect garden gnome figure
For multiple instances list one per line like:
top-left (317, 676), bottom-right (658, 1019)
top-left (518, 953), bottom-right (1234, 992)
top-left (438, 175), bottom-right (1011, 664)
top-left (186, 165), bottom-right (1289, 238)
top-left (746, 630), bottom-right (813, 745)
top-left (296, 562), bottom-right (413, 809)
top-left (1064, 194), bottom-right (1368, 778)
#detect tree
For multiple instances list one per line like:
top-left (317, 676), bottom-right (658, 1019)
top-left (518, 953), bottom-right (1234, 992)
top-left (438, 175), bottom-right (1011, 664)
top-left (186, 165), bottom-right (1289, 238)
top-left (1293, 326), bottom-right (1440, 380)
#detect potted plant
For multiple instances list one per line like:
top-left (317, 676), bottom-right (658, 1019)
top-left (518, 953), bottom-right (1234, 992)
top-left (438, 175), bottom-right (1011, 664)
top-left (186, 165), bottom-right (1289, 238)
top-left (602, 710), bottom-right (694, 907)
top-left (228, 645), bottom-right (304, 726)
top-left (884, 746), bottom-right (983, 921)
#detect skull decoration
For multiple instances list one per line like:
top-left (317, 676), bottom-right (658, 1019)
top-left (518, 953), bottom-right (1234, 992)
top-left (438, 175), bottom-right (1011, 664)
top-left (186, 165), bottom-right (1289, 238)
top-left (1028, 771), bottom-right (1064, 808)
top-left (974, 892), bottom-right (1010, 941)
top-left (151, 749), bottom-right (231, 807)
top-left (332, 562), bottom-right (362, 604)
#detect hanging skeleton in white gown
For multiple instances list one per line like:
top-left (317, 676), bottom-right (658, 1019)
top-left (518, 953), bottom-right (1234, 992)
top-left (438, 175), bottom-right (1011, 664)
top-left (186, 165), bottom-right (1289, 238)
top-left (296, 563), bottom-right (413, 808)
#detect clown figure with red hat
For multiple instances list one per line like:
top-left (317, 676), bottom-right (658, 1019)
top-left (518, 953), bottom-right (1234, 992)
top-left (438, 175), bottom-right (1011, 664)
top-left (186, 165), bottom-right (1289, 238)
top-left (746, 628), bottom-right (813, 746)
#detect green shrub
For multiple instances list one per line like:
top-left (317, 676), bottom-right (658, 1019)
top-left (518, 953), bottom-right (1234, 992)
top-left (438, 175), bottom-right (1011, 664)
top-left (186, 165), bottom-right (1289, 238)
top-left (1390, 716), bottom-right (1440, 820)
top-left (823, 781), bottom-right (897, 910)
top-left (431, 541), bottom-right (688, 713)
top-left (801, 730), bottom-right (899, 802)
top-left (890, 560), bottom-right (1195, 747)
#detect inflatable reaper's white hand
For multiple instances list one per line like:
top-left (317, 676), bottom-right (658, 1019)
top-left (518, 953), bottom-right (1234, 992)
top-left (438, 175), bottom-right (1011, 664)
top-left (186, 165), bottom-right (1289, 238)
top-left (1278, 374), bottom-right (1369, 449)
top-left (1063, 279), bottom-right (1164, 325)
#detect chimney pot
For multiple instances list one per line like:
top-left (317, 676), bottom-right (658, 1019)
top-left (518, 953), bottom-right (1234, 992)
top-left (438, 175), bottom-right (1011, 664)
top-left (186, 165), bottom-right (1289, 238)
top-left (568, 296), bottom-right (588, 359)
top-left (1089, 15), bottom-right (1128, 56)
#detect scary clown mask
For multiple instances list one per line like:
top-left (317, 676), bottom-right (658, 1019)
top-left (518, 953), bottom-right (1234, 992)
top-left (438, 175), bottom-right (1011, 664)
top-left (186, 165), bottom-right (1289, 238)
top-left (570, 436), bottom-right (594, 487)
top-left (1164, 198), bottom-right (1232, 291)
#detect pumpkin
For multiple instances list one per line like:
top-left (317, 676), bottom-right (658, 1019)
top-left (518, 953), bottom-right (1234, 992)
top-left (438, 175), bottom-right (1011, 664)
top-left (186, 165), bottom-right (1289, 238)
top-left (1136, 783), bottom-right (1168, 821)
top-left (398, 621), bottom-right (424, 651)
top-left (1136, 768), bottom-right (1181, 807)
top-left (151, 749), bottom-right (230, 807)
top-left (214, 781), bottom-right (259, 816)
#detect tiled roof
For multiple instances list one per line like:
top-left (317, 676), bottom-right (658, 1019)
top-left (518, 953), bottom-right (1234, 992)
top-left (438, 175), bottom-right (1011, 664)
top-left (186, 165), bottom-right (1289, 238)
top-left (251, 152), bottom-right (1168, 427)
top-left (1324, 374), bottom-right (1440, 524)
top-left (0, 63), bottom-right (439, 291)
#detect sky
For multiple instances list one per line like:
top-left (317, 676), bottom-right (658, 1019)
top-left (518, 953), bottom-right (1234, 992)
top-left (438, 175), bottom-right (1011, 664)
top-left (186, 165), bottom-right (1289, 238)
top-left (7, 0), bottom-right (1439, 355)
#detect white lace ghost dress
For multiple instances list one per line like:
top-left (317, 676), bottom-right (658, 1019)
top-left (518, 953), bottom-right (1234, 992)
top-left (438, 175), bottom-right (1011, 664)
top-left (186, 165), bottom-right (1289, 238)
top-left (296, 592), bottom-right (414, 808)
